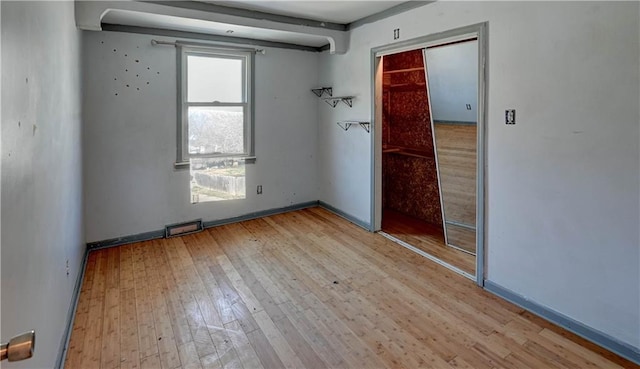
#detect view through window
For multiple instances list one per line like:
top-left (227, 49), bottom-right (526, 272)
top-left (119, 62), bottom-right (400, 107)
top-left (190, 157), bottom-right (246, 203)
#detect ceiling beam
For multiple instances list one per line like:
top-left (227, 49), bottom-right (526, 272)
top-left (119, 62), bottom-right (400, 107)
top-left (101, 24), bottom-right (324, 52)
top-left (75, 1), bottom-right (348, 53)
top-left (145, 1), bottom-right (347, 31)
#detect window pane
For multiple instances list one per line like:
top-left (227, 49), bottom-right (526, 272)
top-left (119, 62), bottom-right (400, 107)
top-left (188, 55), bottom-right (243, 102)
top-left (188, 106), bottom-right (244, 155)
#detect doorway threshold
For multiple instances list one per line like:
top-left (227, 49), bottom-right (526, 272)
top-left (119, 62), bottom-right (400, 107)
top-left (379, 231), bottom-right (475, 281)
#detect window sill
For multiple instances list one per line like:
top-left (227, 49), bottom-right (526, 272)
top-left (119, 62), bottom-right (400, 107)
top-left (174, 157), bottom-right (256, 170)
top-left (174, 161), bottom-right (191, 170)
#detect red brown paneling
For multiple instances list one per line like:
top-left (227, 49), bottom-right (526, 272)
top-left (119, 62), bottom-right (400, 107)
top-left (383, 154), bottom-right (443, 225)
top-left (382, 50), bottom-right (442, 226)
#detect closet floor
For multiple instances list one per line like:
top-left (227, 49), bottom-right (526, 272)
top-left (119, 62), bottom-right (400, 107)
top-left (381, 209), bottom-right (475, 275)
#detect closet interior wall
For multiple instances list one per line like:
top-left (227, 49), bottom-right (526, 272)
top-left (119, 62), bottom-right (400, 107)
top-left (381, 50), bottom-right (442, 228)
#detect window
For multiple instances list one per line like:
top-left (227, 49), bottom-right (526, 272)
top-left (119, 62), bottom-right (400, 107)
top-left (178, 46), bottom-right (254, 162)
top-left (178, 46), bottom-right (254, 203)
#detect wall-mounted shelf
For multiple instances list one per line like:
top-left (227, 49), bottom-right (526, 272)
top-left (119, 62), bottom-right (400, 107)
top-left (324, 96), bottom-right (354, 108)
top-left (382, 145), bottom-right (434, 158)
top-left (386, 82), bottom-right (426, 92)
top-left (311, 87), bottom-right (332, 97)
top-left (337, 121), bottom-right (370, 133)
top-left (383, 67), bottom-right (424, 74)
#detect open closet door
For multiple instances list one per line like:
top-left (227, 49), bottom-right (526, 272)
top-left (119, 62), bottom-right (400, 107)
top-left (422, 42), bottom-right (478, 255)
top-left (421, 50), bottom-right (448, 246)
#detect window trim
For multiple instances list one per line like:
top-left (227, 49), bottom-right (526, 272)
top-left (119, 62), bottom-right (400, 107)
top-left (176, 45), bottom-right (255, 168)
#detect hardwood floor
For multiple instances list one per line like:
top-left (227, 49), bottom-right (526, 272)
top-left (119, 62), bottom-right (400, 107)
top-left (381, 209), bottom-right (475, 275)
top-left (65, 207), bottom-right (636, 369)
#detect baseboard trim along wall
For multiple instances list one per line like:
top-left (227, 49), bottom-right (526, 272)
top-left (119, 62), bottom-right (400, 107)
top-left (484, 280), bottom-right (640, 365)
top-left (202, 201), bottom-right (318, 229)
top-left (55, 247), bottom-right (90, 369)
top-left (86, 201), bottom-right (320, 250)
top-left (86, 229), bottom-right (166, 250)
top-left (318, 201), bottom-right (371, 230)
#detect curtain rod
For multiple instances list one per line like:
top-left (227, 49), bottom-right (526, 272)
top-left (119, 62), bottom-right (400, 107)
top-left (151, 39), bottom-right (266, 54)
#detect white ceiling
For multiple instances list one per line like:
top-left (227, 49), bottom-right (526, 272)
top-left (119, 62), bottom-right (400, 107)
top-left (201, 1), bottom-right (407, 24)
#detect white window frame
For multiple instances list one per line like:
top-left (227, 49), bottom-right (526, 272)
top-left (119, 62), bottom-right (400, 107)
top-left (176, 45), bottom-right (254, 167)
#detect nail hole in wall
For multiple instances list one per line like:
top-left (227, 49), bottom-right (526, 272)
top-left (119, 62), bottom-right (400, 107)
top-left (113, 49), bottom-right (116, 52)
top-left (135, 59), bottom-right (139, 63)
top-left (126, 84), bottom-right (130, 87)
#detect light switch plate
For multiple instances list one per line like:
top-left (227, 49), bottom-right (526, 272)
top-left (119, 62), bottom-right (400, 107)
top-left (505, 109), bottom-right (516, 125)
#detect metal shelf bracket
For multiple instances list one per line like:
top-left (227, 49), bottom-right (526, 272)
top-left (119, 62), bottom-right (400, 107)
top-left (323, 96), bottom-right (354, 108)
top-left (311, 87), bottom-right (332, 97)
top-left (337, 121), bottom-right (370, 133)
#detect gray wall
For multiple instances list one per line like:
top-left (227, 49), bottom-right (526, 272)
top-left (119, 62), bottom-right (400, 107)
top-left (425, 40), bottom-right (478, 123)
top-left (1, 1), bottom-right (84, 368)
top-left (83, 31), bottom-right (319, 242)
top-left (318, 1), bottom-right (640, 350)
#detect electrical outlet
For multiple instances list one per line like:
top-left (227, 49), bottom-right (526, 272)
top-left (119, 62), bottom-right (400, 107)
top-left (505, 109), bottom-right (516, 125)
top-left (257, 185), bottom-right (262, 194)
top-left (466, 104), bottom-right (472, 110)
top-left (393, 28), bottom-right (400, 40)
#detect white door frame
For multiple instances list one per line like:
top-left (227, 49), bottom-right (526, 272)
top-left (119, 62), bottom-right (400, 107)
top-left (369, 22), bottom-right (488, 286)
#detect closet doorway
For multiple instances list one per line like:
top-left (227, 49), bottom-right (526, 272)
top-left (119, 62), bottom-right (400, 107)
top-left (371, 24), bottom-right (487, 284)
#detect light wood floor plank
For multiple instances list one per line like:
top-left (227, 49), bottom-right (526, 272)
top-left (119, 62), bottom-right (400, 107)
top-left (145, 241), bottom-right (181, 369)
top-left (279, 301), bottom-right (347, 368)
top-left (119, 246), bottom-right (140, 369)
top-left (199, 353), bottom-right (223, 369)
top-left (156, 239), bottom-right (193, 348)
top-left (65, 208), bottom-right (638, 369)
top-left (100, 247), bottom-right (120, 369)
top-left (64, 253), bottom-right (95, 369)
top-left (132, 242), bottom-right (159, 361)
top-left (120, 288), bottom-right (140, 369)
top-left (139, 354), bottom-right (161, 369)
top-left (223, 319), bottom-right (264, 369)
top-left (178, 341), bottom-right (203, 369)
top-left (79, 250), bottom-right (108, 369)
